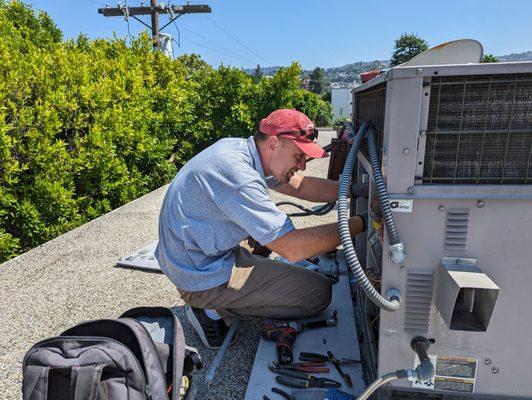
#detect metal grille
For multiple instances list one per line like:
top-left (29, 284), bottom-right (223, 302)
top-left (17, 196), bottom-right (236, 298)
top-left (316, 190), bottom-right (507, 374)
top-left (354, 82), bottom-right (386, 158)
top-left (404, 269), bottom-right (434, 335)
top-left (423, 73), bottom-right (532, 184)
top-left (445, 208), bottom-right (470, 251)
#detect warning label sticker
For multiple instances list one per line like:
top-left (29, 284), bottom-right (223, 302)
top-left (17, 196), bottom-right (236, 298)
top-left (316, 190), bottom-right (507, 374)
top-left (436, 356), bottom-right (477, 379)
top-left (434, 377), bottom-right (475, 393)
top-left (412, 355), bottom-right (477, 394)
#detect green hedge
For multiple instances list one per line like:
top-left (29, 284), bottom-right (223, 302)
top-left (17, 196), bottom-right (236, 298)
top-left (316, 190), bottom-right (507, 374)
top-left (0, 1), bottom-right (332, 263)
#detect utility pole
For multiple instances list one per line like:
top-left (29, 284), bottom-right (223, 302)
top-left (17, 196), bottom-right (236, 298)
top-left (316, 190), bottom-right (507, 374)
top-left (150, 0), bottom-right (160, 50)
top-left (98, 2), bottom-right (212, 50)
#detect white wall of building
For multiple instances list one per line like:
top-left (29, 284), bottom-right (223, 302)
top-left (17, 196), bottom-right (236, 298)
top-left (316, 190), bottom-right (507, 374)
top-left (331, 88), bottom-right (352, 122)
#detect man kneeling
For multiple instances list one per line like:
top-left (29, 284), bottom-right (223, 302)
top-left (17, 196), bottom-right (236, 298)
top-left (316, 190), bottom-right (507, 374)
top-left (155, 109), bottom-right (364, 348)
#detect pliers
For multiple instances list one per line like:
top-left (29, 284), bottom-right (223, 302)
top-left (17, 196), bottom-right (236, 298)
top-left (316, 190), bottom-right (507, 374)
top-left (299, 351), bottom-right (361, 365)
top-left (271, 387), bottom-right (295, 400)
top-left (268, 363), bottom-right (341, 389)
top-left (270, 360), bottom-right (329, 374)
top-left (299, 351), bottom-right (360, 388)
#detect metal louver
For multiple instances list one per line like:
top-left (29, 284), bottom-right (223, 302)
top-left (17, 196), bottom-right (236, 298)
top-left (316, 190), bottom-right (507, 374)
top-left (445, 208), bottom-right (470, 251)
top-left (404, 269), bottom-right (434, 335)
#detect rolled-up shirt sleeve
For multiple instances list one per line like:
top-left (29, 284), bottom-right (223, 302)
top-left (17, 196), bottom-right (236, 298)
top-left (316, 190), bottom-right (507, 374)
top-left (217, 179), bottom-right (295, 245)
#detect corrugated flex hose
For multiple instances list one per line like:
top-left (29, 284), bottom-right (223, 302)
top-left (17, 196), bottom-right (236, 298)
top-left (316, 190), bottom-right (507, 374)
top-left (366, 126), bottom-right (406, 264)
top-left (337, 123), bottom-right (400, 312)
top-left (366, 127), bottom-right (400, 245)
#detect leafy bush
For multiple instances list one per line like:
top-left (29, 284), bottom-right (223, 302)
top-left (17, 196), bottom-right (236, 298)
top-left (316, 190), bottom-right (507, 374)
top-left (0, 1), bottom-right (332, 263)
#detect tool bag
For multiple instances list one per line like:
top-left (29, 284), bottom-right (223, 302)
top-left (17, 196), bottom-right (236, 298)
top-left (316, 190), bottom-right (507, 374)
top-left (22, 307), bottom-right (202, 400)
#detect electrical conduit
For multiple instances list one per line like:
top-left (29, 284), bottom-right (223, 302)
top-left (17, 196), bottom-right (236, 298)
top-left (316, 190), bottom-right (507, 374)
top-left (337, 123), bottom-right (400, 311)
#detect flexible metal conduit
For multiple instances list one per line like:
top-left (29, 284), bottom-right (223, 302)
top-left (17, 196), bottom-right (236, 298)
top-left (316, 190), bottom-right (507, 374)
top-left (337, 123), bottom-right (400, 311)
top-left (367, 127), bottom-right (399, 244)
top-left (366, 127), bottom-right (406, 264)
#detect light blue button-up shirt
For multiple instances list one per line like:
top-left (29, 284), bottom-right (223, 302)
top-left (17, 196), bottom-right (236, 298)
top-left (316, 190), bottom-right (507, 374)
top-left (155, 136), bottom-right (295, 292)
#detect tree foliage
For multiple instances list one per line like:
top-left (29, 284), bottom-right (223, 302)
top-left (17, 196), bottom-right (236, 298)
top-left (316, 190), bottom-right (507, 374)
top-left (390, 33), bottom-right (429, 66)
top-left (0, 1), bottom-right (332, 263)
top-left (252, 64), bottom-right (263, 83)
top-left (482, 54), bottom-right (498, 63)
top-left (308, 67), bottom-right (327, 95)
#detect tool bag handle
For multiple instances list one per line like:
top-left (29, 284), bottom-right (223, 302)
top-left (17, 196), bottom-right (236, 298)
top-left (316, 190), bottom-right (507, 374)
top-left (73, 364), bottom-right (105, 400)
top-left (23, 364), bottom-right (105, 400)
top-left (23, 365), bottom-right (50, 400)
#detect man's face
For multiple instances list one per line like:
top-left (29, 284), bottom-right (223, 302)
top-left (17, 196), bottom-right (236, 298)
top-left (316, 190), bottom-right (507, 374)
top-left (270, 137), bottom-right (307, 183)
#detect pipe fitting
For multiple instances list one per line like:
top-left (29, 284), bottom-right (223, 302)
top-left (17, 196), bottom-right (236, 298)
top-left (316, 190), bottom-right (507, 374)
top-left (389, 242), bottom-right (406, 264)
top-left (406, 369), bottom-right (418, 382)
top-left (411, 337), bottom-right (435, 382)
top-left (386, 288), bottom-right (401, 303)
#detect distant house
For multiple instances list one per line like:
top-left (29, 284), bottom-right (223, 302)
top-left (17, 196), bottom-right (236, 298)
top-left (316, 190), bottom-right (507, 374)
top-left (331, 87), bottom-right (352, 121)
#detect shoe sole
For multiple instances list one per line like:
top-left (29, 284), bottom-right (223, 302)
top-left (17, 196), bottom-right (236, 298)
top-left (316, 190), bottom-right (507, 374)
top-left (184, 304), bottom-right (238, 350)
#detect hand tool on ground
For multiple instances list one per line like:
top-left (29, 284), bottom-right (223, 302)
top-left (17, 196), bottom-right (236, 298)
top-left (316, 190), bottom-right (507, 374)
top-left (271, 386), bottom-right (295, 400)
top-left (299, 351), bottom-right (360, 365)
top-left (261, 311), bottom-right (338, 364)
top-left (271, 360), bottom-right (329, 374)
top-left (268, 363), bottom-right (341, 389)
top-left (299, 351), bottom-right (358, 388)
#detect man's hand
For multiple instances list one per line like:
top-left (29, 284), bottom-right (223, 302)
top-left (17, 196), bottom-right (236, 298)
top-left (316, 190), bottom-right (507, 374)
top-left (266, 216), bottom-right (364, 263)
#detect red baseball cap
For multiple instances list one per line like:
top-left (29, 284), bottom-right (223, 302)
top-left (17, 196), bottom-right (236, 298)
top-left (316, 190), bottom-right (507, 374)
top-left (259, 109), bottom-right (328, 159)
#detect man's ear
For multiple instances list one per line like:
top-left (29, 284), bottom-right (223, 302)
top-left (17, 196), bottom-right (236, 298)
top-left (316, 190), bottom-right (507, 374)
top-left (267, 136), bottom-right (280, 153)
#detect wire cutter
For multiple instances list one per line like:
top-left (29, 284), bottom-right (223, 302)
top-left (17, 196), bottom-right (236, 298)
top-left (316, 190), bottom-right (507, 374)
top-left (299, 351), bottom-right (360, 388)
top-left (268, 363), bottom-right (341, 389)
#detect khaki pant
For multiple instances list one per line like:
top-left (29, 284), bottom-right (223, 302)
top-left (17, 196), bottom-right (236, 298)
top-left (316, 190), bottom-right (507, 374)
top-left (178, 246), bottom-right (332, 325)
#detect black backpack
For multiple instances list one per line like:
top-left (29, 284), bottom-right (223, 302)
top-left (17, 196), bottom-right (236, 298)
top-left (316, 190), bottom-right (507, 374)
top-left (22, 306), bottom-right (202, 400)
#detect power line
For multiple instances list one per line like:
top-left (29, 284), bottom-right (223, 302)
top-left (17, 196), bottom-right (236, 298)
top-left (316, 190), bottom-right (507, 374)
top-left (205, 16), bottom-right (271, 65)
top-left (171, 19), bottom-right (181, 47)
top-left (87, 0), bottom-right (109, 7)
top-left (180, 34), bottom-right (256, 67)
top-left (178, 23), bottom-right (258, 64)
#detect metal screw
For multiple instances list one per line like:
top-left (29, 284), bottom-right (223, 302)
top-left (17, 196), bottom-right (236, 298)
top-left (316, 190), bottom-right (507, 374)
top-left (491, 367), bottom-right (499, 374)
top-left (407, 186), bottom-right (414, 193)
top-left (416, 67), bottom-right (423, 74)
top-left (476, 200), bottom-right (485, 208)
top-left (484, 359), bottom-right (492, 365)
top-left (438, 205), bottom-right (445, 211)
top-left (419, 130), bottom-right (427, 137)
top-left (386, 382), bottom-right (392, 387)
top-left (403, 147), bottom-right (410, 155)
top-left (400, 265), bottom-right (406, 271)
top-left (455, 259), bottom-right (461, 265)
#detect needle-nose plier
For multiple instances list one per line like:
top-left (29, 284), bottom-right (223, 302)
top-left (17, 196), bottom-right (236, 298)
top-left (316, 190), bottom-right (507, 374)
top-left (268, 363), bottom-right (341, 388)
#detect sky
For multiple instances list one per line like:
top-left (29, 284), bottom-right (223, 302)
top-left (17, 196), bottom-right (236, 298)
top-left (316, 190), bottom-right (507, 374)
top-left (24, 0), bottom-right (532, 70)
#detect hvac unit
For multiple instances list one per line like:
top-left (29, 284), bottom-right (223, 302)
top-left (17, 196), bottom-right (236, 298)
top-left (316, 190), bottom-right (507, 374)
top-left (348, 61), bottom-right (532, 399)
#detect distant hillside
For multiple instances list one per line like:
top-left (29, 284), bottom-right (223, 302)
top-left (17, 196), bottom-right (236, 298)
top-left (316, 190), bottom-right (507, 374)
top-left (245, 60), bottom-right (389, 87)
top-left (245, 50), bottom-right (532, 88)
top-left (496, 51), bottom-right (532, 62)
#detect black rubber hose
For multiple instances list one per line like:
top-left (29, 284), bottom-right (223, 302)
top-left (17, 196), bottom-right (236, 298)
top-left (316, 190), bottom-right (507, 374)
top-left (276, 201), bottom-right (336, 217)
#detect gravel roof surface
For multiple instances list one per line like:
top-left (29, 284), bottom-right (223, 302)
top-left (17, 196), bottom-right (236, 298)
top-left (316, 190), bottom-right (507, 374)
top-left (0, 129), bottom-right (338, 400)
